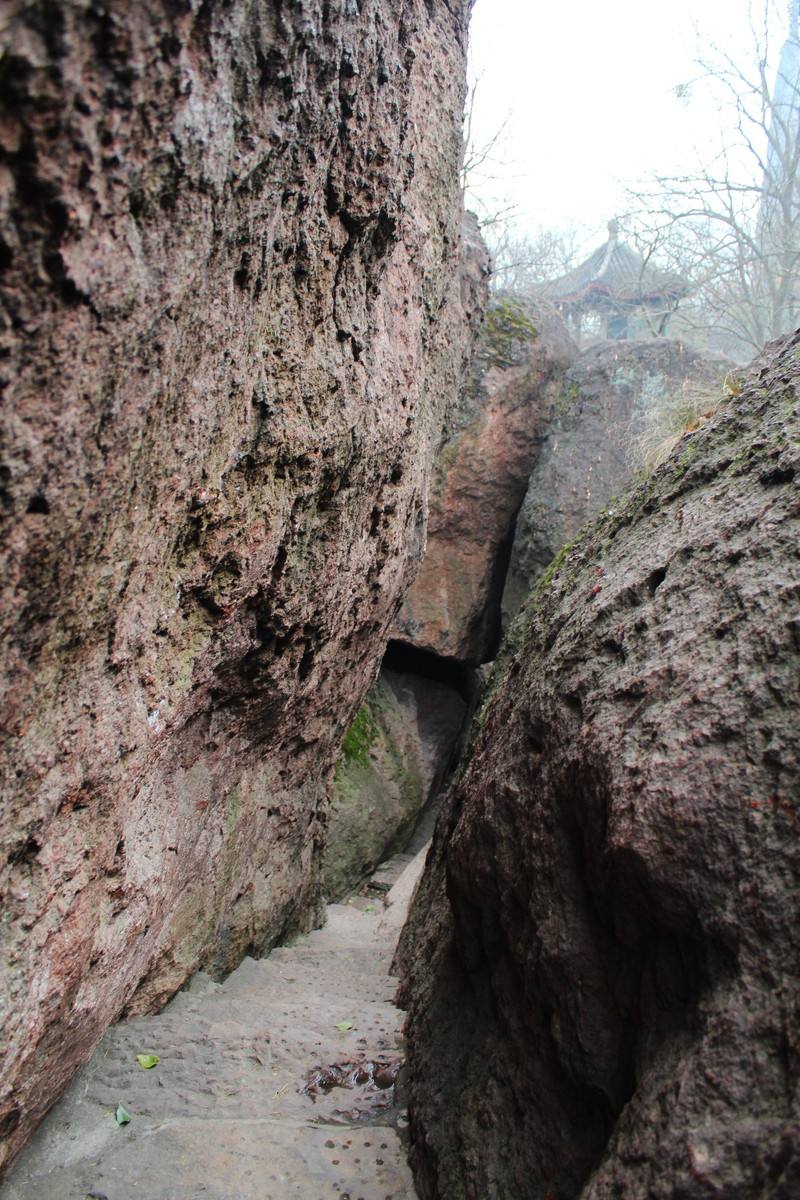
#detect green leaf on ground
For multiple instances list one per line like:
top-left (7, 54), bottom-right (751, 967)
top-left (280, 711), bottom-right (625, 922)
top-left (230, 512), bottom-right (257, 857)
top-left (334, 1020), bottom-right (354, 1031)
top-left (365, 905), bottom-right (375, 914)
top-left (115, 1104), bottom-right (131, 1125)
top-left (137, 1053), bottom-right (159, 1069)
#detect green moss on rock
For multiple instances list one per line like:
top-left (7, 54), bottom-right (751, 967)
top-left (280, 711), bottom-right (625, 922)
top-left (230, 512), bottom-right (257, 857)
top-left (480, 297), bottom-right (539, 371)
top-left (554, 379), bottom-right (581, 415)
top-left (327, 677), bottom-right (425, 899)
top-left (338, 703), bottom-right (380, 769)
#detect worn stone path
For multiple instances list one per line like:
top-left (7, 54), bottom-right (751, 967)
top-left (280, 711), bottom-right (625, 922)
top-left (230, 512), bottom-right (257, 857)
top-left (2, 848), bottom-right (428, 1200)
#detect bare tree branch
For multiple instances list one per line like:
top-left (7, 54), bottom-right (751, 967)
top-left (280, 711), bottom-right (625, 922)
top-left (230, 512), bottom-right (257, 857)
top-left (624, 1), bottom-right (800, 356)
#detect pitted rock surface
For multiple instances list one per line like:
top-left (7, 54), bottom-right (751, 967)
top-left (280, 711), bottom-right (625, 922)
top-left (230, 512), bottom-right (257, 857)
top-left (0, 0), bottom-right (476, 1172)
top-left (398, 331), bottom-right (800, 1199)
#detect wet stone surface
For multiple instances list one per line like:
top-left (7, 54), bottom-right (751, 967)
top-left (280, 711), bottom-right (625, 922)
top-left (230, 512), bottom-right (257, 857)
top-left (1, 866), bottom-right (425, 1200)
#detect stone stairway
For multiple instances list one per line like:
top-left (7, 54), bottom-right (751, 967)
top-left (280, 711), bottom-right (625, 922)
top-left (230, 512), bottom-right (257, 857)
top-left (2, 850), bottom-right (428, 1200)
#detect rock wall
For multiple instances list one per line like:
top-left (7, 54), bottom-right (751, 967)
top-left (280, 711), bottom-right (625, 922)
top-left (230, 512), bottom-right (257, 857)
top-left (503, 337), bottom-right (730, 618)
top-left (395, 296), bottom-right (573, 664)
top-left (0, 0), bottom-right (475, 1172)
top-left (398, 332), bottom-right (800, 1199)
top-left (324, 666), bottom-right (467, 901)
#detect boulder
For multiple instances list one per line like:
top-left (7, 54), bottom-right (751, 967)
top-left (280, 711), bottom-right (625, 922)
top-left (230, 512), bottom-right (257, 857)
top-left (504, 337), bottom-right (730, 617)
top-left (398, 331), bottom-right (800, 1200)
top-left (0, 0), bottom-right (475, 1172)
top-left (324, 667), bottom-right (467, 901)
top-left (395, 297), bottom-right (574, 664)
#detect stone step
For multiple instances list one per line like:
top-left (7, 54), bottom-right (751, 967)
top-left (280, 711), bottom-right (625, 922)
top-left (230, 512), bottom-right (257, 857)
top-left (1, 851), bottom-right (430, 1200)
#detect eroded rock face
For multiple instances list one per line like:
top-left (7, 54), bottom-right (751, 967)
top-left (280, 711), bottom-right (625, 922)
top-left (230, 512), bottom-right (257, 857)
top-left (324, 666), bottom-right (467, 901)
top-left (0, 0), bottom-right (474, 1171)
top-left (395, 298), bottom-right (574, 664)
top-left (398, 332), bottom-right (800, 1199)
top-left (503, 337), bottom-right (730, 618)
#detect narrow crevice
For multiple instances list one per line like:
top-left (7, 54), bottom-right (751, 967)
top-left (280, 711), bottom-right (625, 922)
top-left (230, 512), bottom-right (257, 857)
top-left (471, 506), bottom-right (522, 663)
top-left (381, 639), bottom-right (481, 705)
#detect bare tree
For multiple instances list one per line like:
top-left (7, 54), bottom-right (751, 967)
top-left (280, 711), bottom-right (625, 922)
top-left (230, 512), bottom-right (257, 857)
top-left (483, 224), bottom-right (586, 294)
top-left (460, 68), bottom-right (587, 293)
top-left (460, 68), bottom-right (518, 235)
top-left (625, 3), bottom-right (800, 357)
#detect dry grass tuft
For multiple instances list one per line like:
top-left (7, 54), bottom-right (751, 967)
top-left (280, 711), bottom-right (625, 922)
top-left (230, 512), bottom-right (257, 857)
top-left (633, 373), bottom-right (743, 472)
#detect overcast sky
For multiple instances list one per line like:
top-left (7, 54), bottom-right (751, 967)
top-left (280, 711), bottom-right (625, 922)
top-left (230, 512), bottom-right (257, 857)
top-left (466, 0), bottom-right (789, 247)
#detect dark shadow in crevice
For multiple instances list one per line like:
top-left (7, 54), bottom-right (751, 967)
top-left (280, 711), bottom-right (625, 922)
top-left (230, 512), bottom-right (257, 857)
top-left (471, 515), bottom-right (519, 663)
top-left (381, 639), bottom-right (480, 706)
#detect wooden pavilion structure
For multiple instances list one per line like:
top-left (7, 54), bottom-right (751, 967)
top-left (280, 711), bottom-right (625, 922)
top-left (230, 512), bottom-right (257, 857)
top-left (548, 220), bottom-right (690, 339)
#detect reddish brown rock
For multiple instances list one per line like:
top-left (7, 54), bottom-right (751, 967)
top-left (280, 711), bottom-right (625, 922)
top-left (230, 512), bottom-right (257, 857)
top-left (395, 297), bottom-right (574, 664)
top-left (398, 332), bottom-right (800, 1199)
top-left (0, 0), bottom-right (475, 1173)
top-left (503, 337), bottom-right (731, 618)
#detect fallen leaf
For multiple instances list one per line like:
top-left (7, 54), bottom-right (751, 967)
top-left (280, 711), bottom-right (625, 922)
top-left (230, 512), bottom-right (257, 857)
top-left (115, 1104), bottom-right (131, 1125)
top-left (334, 1020), bottom-right (354, 1031)
top-left (137, 1054), bottom-right (159, 1069)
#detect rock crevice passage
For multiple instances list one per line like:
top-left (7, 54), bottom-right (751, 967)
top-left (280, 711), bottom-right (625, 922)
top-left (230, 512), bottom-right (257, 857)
top-left (2, 852), bottom-right (427, 1200)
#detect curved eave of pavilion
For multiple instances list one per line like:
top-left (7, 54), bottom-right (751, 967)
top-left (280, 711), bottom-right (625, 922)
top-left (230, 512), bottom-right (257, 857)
top-left (548, 223), bottom-right (691, 313)
top-left (553, 279), bottom-right (691, 312)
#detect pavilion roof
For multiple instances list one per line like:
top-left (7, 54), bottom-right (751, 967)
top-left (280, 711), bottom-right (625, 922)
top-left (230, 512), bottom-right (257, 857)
top-left (548, 221), bottom-right (690, 311)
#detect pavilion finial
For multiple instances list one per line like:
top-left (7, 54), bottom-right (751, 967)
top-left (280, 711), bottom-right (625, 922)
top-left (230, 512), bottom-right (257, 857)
top-left (607, 218), bottom-right (620, 240)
